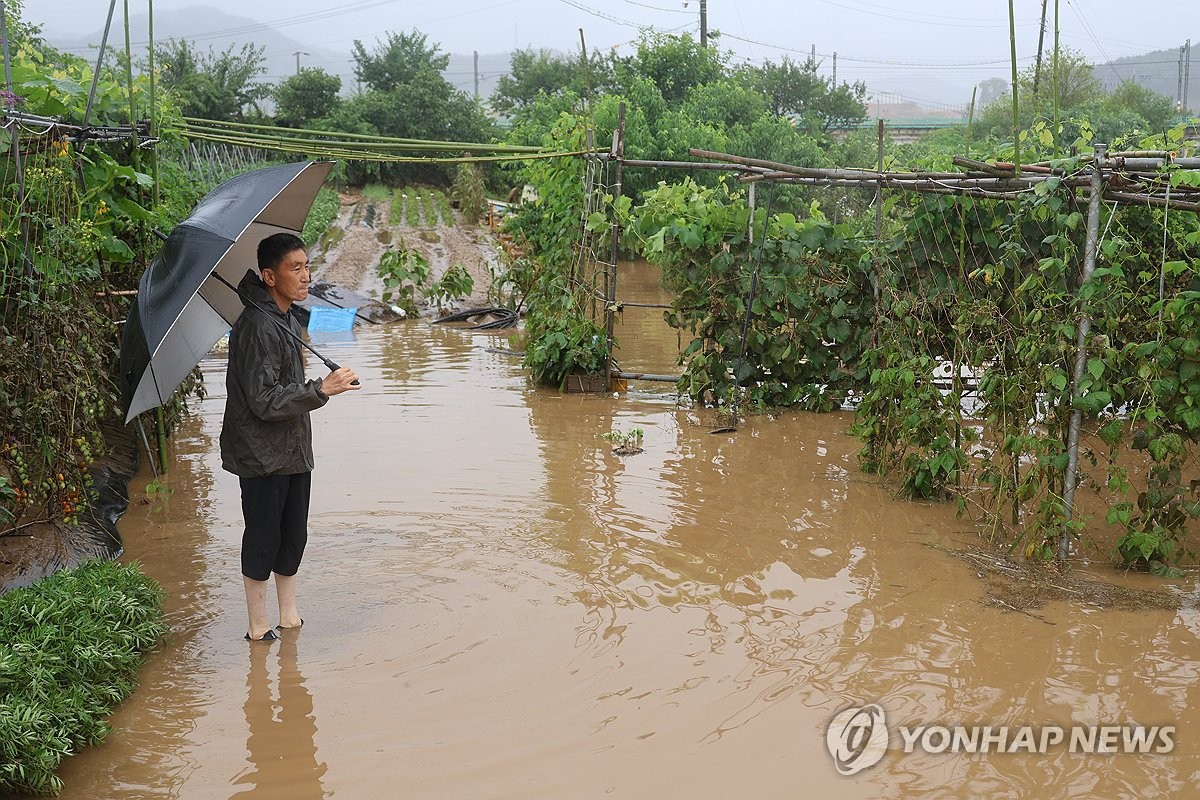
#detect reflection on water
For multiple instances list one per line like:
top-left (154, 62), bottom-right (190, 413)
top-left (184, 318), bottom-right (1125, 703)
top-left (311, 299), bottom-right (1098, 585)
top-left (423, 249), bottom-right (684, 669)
top-left (51, 265), bottom-right (1200, 799)
top-left (610, 259), bottom-right (683, 379)
top-left (231, 633), bottom-right (326, 800)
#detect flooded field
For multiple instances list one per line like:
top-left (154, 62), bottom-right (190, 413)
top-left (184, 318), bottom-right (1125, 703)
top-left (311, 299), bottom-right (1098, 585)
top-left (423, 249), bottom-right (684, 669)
top-left (53, 263), bottom-right (1200, 799)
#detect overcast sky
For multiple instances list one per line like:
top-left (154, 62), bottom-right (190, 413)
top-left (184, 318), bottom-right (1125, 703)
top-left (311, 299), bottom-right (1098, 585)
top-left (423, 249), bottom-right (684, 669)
top-left (25, 0), bottom-right (1200, 107)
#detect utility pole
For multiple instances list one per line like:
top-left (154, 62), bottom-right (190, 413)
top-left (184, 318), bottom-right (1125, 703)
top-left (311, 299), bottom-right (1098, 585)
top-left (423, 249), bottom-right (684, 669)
top-left (699, 0), bottom-right (707, 48)
top-left (292, 50), bottom-right (308, 75)
top-left (473, 50), bottom-right (479, 99)
top-left (1178, 44), bottom-right (1185, 111)
top-left (832, 51), bottom-right (837, 86)
top-left (1185, 39), bottom-right (1193, 114)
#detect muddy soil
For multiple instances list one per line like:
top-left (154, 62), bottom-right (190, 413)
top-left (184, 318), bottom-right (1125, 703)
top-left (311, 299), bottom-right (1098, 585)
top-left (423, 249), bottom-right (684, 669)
top-left (309, 190), bottom-right (500, 314)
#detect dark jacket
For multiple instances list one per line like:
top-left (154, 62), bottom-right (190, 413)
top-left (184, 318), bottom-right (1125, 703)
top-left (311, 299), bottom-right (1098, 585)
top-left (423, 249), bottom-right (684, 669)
top-left (220, 269), bottom-right (328, 477)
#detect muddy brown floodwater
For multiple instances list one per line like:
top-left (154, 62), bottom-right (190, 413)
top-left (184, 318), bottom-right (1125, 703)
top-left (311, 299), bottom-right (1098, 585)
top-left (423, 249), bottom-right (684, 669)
top-left (55, 264), bottom-right (1200, 799)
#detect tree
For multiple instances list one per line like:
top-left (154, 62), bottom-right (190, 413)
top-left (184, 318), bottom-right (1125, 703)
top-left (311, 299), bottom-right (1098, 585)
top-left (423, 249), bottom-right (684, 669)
top-left (274, 68), bottom-right (341, 128)
top-left (810, 80), bottom-right (869, 133)
top-left (737, 57), bottom-right (867, 133)
top-left (352, 30), bottom-right (447, 92)
top-left (976, 77), bottom-right (1009, 107)
top-left (975, 47), bottom-right (1105, 140)
top-left (1029, 46), bottom-right (1101, 109)
top-left (154, 39), bottom-right (270, 121)
top-left (623, 32), bottom-right (725, 104)
top-left (491, 48), bottom-right (615, 117)
top-left (681, 79), bottom-right (766, 130)
top-left (337, 31), bottom-right (497, 184)
top-left (1103, 80), bottom-right (1175, 132)
top-left (742, 57), bottom-right (827, 118)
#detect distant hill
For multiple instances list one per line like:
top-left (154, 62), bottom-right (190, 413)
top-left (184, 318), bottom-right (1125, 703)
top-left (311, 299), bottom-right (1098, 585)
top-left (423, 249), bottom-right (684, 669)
top-left (44, 6), bottom-right (349, 89)
top-left (1100, 44), bottom-right (1197, 112)
top-left (40, 6), bottom-right (517, 109)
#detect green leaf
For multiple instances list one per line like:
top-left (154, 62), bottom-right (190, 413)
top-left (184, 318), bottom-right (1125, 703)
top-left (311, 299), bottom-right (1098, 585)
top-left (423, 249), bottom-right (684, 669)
top-left (1077, 390), bottom-right (1112, 414)
top-left (586, 211), bottom-right (607, 232)
top-left (98, 237), bottom-right (134, 262)
top-left (1099, 419), bottom-right (1124, 446)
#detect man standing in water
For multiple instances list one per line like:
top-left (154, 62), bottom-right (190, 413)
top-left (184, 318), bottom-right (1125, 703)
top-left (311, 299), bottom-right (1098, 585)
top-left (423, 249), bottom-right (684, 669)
top-left (220, 232), bottom-right (360, 642)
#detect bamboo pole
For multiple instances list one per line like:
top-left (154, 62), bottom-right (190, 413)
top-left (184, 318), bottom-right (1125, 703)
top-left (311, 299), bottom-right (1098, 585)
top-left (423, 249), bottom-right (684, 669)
top-left (1008, 0), bottom-right (1021, 178)
top-left (874, 119), bottom-right (884, 317)
top-left (690, 148), bottom-right (885, 179)
top-left (612, 370), bottom-right (681, 383)
top-left (952, 156), bottom-right (1013, 177)
top-left (621, 159), bottom-right (750, 171)
top-left (1, 2), bottom-right (12, 100)
top-left (148, 0), bottom-right (159, 209)
top-left (180, 121), bottom-right (541, 153)
top-left (743, 173), bottom-right (1084, 190)
top-left (1104, 190), bottom-right (1200, 212)
top-left (82, 0), bottom-right (119, 128)
top-left (122, 0), bottom-right (139, 172)
top-left (1034, 0), bottom-right (1049, 95)
top-left (179, 128), bottom-right (583, 164)
top-left (1053, 0), bottom-right (1060, 157)
top-left (1, 0), bottom-right (34, 292)
top-left (967, 85), bottom-right (977, 152)
top-left (1059, 143), bottom-right (1108, 563)
top-left (181, 116), bottom-right (545, 152)
top-left (604, 103), bottom-right (626, 391)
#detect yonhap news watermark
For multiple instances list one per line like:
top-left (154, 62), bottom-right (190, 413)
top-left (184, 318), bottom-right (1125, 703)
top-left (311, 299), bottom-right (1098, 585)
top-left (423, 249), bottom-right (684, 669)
top-left (826, 703), bottom-right (1175, 776)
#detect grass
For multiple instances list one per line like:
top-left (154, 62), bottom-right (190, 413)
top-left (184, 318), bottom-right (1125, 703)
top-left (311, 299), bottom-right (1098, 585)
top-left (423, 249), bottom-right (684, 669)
top-left (404, 188), bottom-right (421, 227)
top-left (301, 187), bottom-right (340, 252)
top-left (0, 560), bottom-right (168, 796)
top-left (361, 183), bottom-right (390, 201)
top-left (436, 189), bottom-right (456, 225)
top-left (389, 189), bottom-right (406, 225)
top-left (418, 188), bottom-right (433, 226)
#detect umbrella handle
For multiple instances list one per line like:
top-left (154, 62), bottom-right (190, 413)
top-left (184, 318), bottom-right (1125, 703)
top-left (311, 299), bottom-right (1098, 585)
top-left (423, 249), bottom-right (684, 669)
top-left (323, 359), bottom-right (360, 387)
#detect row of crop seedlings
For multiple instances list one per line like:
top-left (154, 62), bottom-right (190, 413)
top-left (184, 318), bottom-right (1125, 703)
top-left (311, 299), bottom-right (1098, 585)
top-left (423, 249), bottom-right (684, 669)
top-left (389, 188), bottom-right (456, 228)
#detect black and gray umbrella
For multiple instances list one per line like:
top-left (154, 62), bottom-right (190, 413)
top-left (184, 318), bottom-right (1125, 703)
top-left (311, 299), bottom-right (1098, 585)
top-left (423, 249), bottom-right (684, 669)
top-left (119, 160), bottom-right (337, 424)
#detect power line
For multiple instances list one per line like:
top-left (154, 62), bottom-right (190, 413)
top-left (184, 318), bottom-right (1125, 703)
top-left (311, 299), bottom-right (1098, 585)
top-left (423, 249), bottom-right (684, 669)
top-left (555, 0), bottom-right (694, 35)
top-left (812, 0), bottom-right (1037, 30)
top-left (1065, 0), bottom-right (1126, 83)
top-left (720, 31), bottom-right (1035, 68)
top-left (622, 0), bottom-right (693, 14)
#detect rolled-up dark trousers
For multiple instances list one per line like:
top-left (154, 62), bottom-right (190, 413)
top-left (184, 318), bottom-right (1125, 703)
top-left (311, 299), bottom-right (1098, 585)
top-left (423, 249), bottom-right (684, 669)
top-left (239, 472), bottom-right (311, 581)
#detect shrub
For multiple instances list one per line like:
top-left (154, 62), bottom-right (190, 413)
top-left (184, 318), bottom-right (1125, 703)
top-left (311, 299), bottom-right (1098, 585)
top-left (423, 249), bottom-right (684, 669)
top-left (0, 560), bottom-right (167, 796)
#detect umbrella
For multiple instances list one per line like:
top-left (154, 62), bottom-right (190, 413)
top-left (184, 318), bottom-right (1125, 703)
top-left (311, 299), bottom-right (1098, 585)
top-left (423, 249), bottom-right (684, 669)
top-left (119, 160), bottom-right (337, 424)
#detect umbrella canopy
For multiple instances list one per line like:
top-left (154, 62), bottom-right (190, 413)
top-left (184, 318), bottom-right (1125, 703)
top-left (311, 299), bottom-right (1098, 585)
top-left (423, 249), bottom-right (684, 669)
top-left (119, 160), bottom-right (334, 424)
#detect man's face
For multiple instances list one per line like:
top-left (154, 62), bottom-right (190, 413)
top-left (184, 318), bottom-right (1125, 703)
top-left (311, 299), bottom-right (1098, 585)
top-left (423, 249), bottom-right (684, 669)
top-left (262, 248), bottom-right (310, 310)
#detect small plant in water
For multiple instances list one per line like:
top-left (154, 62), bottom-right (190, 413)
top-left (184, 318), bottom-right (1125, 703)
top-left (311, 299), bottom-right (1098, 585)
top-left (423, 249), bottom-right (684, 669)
top-left (141, 478), bottom-right (172, 509)
top-left (602, 427), bottom-right (644, 456)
